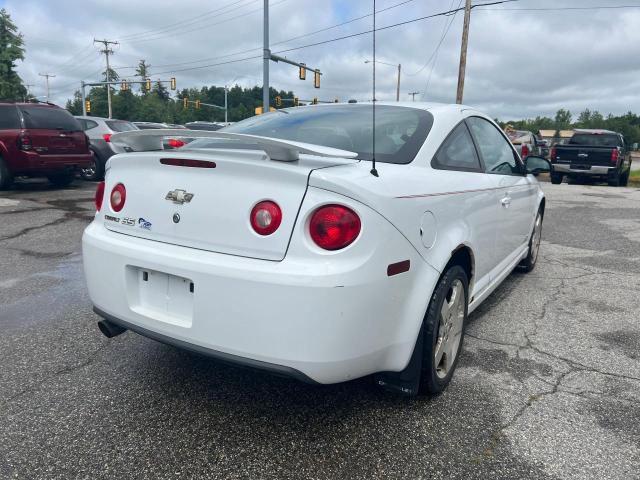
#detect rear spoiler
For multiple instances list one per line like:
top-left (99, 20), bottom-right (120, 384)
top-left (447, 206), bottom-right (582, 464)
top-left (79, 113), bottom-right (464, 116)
top-left (110, 129), bottom-right (358, 162)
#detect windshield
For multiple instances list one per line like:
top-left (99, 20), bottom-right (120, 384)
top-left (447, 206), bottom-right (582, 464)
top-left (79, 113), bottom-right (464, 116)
top-left (569, 134), bottom-right (620, 147)
top-left (217, 105), bottom-right (433, 164)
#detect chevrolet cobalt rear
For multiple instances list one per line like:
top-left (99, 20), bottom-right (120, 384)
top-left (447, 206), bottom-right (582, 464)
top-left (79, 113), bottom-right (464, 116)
top-left (83, 103), bottom-right (548, 395)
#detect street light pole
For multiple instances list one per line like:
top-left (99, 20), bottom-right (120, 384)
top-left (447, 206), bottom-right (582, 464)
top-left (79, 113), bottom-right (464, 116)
top-left (38, 73), bottom-right (55, 102)
top-left (365, 60), bottom-right (401, 102)
top-left (263, 0), bottom-right (270, 113)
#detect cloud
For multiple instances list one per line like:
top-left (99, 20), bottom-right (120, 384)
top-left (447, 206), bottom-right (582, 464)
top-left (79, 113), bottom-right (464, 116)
top-left (8, 0), bottom-right (640, 120)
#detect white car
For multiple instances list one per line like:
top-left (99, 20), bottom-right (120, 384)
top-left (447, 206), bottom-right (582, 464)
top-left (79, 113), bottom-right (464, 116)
top-left (82, 103), bottom-right (550, 396)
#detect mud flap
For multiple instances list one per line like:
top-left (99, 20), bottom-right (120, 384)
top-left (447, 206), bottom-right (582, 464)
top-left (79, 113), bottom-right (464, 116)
top-left (374, 323), bottom-right (424, 397)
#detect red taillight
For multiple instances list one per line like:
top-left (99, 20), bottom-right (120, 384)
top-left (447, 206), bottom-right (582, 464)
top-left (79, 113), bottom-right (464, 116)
top-left (611, 148), bottom-right (619, 165)
top-left (521, 144), bottom-right (529, 158)
top-left (110, 183), bottom-right (126, 212)
top-left (250, 201), bottom-right (282, 236)
top-left (18, 132), bottom-right (32, 151)
top-left (309, 205), bottom-right (361, 251)
top-left (550, 146), bottom-right (557, 160)
top-left (167, 138), bottom-right (185, 148)
top-left (103, 133), bottom-right (112, 142)
top-left (95, 181), bottom-right (105, 212)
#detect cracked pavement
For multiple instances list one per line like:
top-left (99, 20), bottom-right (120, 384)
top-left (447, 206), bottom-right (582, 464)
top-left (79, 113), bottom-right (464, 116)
top-left (0, 179), bottom-right (639, 479)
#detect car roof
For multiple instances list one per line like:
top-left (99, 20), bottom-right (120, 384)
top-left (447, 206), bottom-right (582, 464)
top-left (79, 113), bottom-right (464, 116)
top-left (573, 129), bottom-right (618, 135)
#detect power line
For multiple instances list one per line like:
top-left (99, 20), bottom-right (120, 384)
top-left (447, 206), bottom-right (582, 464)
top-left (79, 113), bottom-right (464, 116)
top-left (109, 0), bottom-right (422, 74)
top-left (476, 4), bottom-right (640, 11)
top-left (122, 0), bottom-right (288, 45)
top-left (119, 0), bottom-right (257, 41)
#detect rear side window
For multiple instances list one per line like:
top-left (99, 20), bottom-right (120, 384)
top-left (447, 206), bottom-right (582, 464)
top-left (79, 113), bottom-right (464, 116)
top-left (85, 120), bottom-right (99, 130)
top-left (19, 106), bottom-right (81, 131)
top-left (432, 122), bottom-right (481, 172)
top-left (106, 120), bottom-right (137, 132)
top-left (0, 105), bottom-right (21, 129)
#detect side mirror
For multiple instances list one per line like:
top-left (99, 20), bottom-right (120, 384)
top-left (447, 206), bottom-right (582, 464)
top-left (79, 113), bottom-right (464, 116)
top-left (525, 155), bottom-right (551, 175)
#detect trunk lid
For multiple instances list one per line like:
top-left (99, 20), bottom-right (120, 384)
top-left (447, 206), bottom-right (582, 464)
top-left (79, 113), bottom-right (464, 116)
top-left (102, 150), bottom-right (355, 261)
top-left (555, 145), bottom-right (614, 167)
top-left (18, 104), bottom-right (88, 155)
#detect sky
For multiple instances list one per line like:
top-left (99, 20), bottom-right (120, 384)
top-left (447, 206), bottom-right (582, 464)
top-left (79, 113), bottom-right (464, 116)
top-left (7, 0), bottom-right (640, 121)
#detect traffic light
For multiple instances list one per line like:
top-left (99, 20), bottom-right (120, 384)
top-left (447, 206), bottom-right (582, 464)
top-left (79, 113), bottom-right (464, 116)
top-left (85, 100), bottom-right (91, 113)
top-left (299, 63), bottom-right (306, 80)
top-left (312, 97), bottom-right (318, 105)
top-left (195, 100), bottom-right (201, 109)
top-left (275, 95), bottom-right (282, 107)
top-left (145, 78), bottom-right (151, 91)
top-left (314, 69), bottom-right (320, 89)
top-left (183, 97), bottom-right (188, 109)
top-left (170, 77), bottom-right (176, 90)
top-left (293, 96), bottom-right (299, 107)
top-left (120, 80), bottom-right (128, 91)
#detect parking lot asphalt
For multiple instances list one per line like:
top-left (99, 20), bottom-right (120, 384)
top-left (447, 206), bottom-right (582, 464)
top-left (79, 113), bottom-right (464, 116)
top-left (1, 179), bottom-right (639, 480)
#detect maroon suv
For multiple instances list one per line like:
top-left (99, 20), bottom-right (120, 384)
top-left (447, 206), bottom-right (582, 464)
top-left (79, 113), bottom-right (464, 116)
top-left (0, 102), bottom-right (93, 189)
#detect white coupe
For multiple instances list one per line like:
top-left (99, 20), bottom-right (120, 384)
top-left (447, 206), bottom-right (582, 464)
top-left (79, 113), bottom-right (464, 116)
top-left (82, 103), bottom-right (550, 396)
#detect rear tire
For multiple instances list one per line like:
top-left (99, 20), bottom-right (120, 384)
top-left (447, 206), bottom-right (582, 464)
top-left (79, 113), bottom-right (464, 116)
top-left (608, 170), bottom-right (622, 187)
top-left (519, 209), bottom-right (543, 273)
top-left (550, 172), bottom-right (563, 185)
top-left (418, 265), bottom-right (468, 395)
top-left (620, 170), bottom-right (630, 187)
top-left (47, 172), bottom-right (75, 188)
top-left (0, 157), bottom-right (13, 190)
top-left (80, 150), bottom-right (104, 181)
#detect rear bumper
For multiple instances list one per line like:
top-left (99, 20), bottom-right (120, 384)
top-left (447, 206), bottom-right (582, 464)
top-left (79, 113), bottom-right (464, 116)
top-left (552, 164), bottom-right (613, 175)
top-left (15, 151), bottom-right (93, 174)
top-left (82, 217), bottom-right (436, 384)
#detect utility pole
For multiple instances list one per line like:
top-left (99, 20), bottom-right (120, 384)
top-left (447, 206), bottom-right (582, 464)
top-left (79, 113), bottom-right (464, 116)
top-left (263, 0), bottom-right (270, 113)
top-left (456, 0), bottom-right (472, 104)
top-left (396, 64), bottom-right (401, 102)
top-left (38, 73), bottom-right (55, 102)
top-left (224, 86), bottom-right (228, 124)
top-left (408, 91), bottom-right (420, 101)
top-left (94, 38), bottom-right (119, 118)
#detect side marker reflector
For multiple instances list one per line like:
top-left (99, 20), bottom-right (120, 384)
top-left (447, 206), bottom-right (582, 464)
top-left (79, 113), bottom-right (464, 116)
top-left (387, 260), bottom-right (410, 277)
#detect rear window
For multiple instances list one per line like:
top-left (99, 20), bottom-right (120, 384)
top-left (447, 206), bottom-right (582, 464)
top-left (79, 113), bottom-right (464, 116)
top-left (106, 120), bottom-right (138, 132)
top-left (19, 106), bottom-right (81, 131)
top-left (0, 105), bottom-right (21, 129)
top-left (222, 105), bottom-right (434, 164)
top-left (569, 134), bottom-right (620, 147)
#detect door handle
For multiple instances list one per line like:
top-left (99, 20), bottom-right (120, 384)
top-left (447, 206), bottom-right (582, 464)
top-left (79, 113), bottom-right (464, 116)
top-left (501, 196), bottom-right (511, 207)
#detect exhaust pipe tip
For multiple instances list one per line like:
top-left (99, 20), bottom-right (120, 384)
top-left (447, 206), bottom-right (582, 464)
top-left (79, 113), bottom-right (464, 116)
top-left (98, 320), bottom-right (127, 338)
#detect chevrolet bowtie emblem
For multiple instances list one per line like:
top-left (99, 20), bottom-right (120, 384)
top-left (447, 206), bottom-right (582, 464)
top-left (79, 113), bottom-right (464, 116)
top-left (165, 189), bottom-right (194, 204)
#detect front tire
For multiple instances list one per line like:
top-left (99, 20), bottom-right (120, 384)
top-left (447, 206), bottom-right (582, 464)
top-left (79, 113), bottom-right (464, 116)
top-left (519, 209), bottom-right (543, 273)
top-left (47, 172), bottom-right (75, 187)
top-left (418, 265), bottom-right (468, 395)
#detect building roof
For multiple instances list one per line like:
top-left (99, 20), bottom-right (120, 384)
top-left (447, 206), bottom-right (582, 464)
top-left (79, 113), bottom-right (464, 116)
top-left (539, 129), bottom-right (575, 138)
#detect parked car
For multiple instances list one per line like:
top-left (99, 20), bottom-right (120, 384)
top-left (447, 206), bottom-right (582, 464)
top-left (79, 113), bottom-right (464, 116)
top-left (185, 121), bottom-right (223, 131)
top-left (84, 103), bottom-right (549, 396)
top-left (550, 129), bottom-right (632, 186)
top-left (75, 116), bottom-right (139, 181)
top-left (0, 102), bottom-right (92, 189)
top-left (504, 128), bottom-right (542, 159)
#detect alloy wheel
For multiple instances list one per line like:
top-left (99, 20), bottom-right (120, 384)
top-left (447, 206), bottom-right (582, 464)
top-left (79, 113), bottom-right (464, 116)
top-left (434, 279), bottom-right (466, 379)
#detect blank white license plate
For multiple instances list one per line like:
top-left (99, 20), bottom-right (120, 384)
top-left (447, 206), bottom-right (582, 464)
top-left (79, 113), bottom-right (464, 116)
top-left (131, 267), bottom-right (194, 327)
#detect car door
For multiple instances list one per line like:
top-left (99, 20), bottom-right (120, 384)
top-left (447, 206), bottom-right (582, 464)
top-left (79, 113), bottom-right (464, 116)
top-left (466, 117), bottom-right (535, 273)
top-left (430, 120), bottom-right (500, 294)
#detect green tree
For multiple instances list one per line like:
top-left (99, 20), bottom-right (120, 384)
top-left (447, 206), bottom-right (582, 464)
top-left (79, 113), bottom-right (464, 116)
top-left (135, 59), bottom-right (150, 94)
top-left (554, 109), bottom-right (573, 130)
top-left (0, 8), bottom-right (26, 100)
